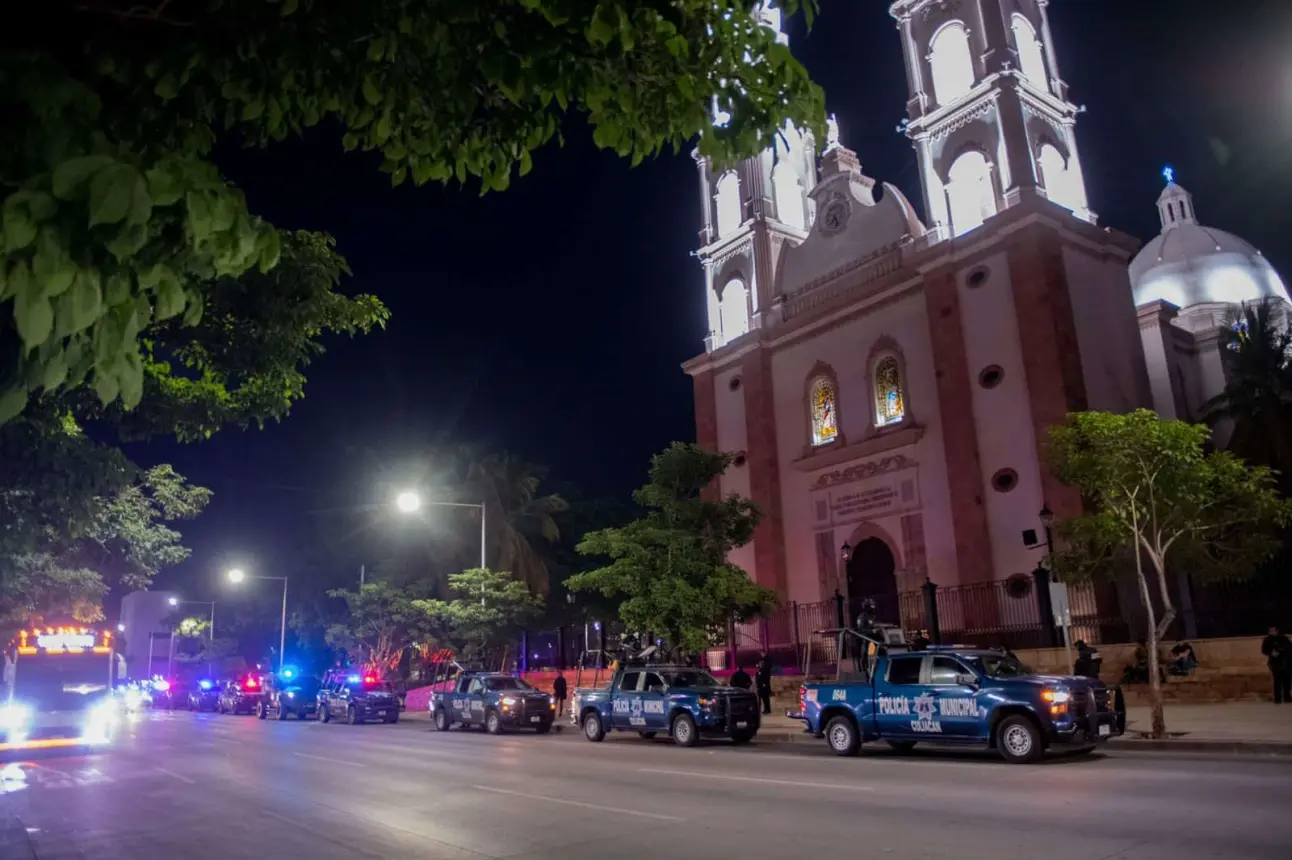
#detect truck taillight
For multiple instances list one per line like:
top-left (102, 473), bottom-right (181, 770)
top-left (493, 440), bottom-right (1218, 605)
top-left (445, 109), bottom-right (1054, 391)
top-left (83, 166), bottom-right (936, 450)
top-left (798, 685), bottom-right (806, 710)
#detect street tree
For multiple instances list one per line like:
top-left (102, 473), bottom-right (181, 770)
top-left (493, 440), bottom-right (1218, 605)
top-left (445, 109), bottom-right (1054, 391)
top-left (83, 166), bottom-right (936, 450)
top-left (414, 568), bottom-right (543, 667)
top-left (566, 442), bottom-right (777, 655)
top-left (1047, 409), bottom-right (1291, 737)
top-left (2, 0), bottom-right (824, 414)
top-left (324, 582), bottom-right (437, 677)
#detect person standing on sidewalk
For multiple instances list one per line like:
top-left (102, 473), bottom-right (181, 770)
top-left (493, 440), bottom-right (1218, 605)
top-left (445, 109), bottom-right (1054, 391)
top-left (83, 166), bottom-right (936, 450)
top-left (729, 665), bottom-right (752, 691)
top-left (1261, 626), bottom-right (1292, 704)
top-left (755, 652), bottom-right (773, 715)
top-left (552, 671), bottom-right (568, 728)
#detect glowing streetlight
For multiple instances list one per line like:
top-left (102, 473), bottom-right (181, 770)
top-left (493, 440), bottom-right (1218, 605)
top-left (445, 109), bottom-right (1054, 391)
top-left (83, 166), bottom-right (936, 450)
top-left (394, 490), bottom-right (487, 600)
top-left (226, 568), bottom-right (288, 671)
top-left (395, 490), bottom-right (421, 514)
top-left (227, 568), bottom-right (246, 584)
top-left (117, 624), bottom-right (126, 632)
top-left (167, 596), bottom-right (179, 606)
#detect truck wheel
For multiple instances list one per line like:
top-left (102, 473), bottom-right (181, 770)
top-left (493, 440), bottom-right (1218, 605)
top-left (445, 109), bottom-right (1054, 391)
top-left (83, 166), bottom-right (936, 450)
top-left (434, 709), bottom-right (450, 731)
top-left (997, 715), bottom-right (1043, 764)
top-left (277, 704), bottom-right (288, 721)
top-left (385, 713), bottom-right (399, 724)
top-left (583, 712), bottom-right (605, 742)
top-left (485, 709), bottom-right (503, 735)
top-left (886, 740), bottom-right (917, 754)
top-left (825, 715), bottom-right (860, 757)
top-left (257, 702), bottom-right (267, 720)
top-left (671, 713), bottom-right (698, 748)
top-left (319, 704), bottom-right (330, 723)
top-left (347, 705), bottom-right (360, 725)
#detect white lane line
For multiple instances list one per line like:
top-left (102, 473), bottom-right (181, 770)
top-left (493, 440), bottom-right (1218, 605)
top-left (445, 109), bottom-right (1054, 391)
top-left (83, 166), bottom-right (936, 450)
top-left (638, 768), bottom-right (874, 792)
top-left (470, 785), bottom-right (684, 821)
top-left (294, 751), bottom-right (364, 767)
top-left (154, 766), bottom-right (196, 785)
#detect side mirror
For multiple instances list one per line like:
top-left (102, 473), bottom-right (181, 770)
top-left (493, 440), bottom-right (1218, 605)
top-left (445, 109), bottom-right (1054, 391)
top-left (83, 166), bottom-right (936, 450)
top-left (956, 672), bottom-right (979, 688)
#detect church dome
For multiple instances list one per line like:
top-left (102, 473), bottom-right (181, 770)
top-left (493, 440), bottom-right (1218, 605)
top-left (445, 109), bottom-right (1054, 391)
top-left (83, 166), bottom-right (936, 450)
top-left (1129, 177), bottom-right (1289, 309)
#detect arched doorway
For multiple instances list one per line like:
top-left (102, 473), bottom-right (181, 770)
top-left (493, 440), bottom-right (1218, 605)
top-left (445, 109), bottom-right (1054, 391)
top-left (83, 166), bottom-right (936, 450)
top-left (845, 537), bottom-right (898, 624)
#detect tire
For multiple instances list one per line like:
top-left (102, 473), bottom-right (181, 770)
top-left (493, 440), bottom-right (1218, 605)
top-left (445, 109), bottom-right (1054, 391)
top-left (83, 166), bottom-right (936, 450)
top-left (347, 705), bottom-right (360, 726)
top-left (385, 713), bottom-right (399, 724)
top-left (825, 715), bottom-right (861, 757)
top-left (671, 713), bottom-right (698, 748)
top-left (277, 704), bottom-right (288, 721)
top-left (638, 732), bottom-right (657, 740)
top-left (887, 740), bottom-right (917, 754)
top-left (434, 709), bottom-right (450, 732)
top-left (996, 715), bottom-right (1043, 764)
top-left (485, 709), bottom-right (503, 735)
top-left (582, 712), bottom-right (605, 742)
top-left (730, 731), bottom-right (754, 745)
top-left (535, 722), bottom-right (551, 734)
top-left (319, 704), bottom-right (330, 724)
top-left (257, 702), bottom-right (267, 720)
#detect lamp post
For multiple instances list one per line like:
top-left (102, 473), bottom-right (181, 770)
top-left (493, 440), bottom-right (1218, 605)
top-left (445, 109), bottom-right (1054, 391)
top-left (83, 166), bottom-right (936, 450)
top-left (836, 543), bottom-right (852, 631)
top-left (171, 597), bottom-right (217, 677)
top-left (227, 568), bottom-right (288, 672)
top-left (395, 490), bottom-right (487, 603)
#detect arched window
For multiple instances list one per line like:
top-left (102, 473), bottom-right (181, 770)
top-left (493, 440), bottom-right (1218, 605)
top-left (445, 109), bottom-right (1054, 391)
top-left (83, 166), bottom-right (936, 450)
top-left (1037, 143), bottom-right (1080, 213)
top-left (714, 172), bottom-right (741, 238)
top-left (946, 150), bottom-right (997, 237)
top-left (809, 376), bottom-right (839, 447)
top-left (718, 278), bottom-right (749, 345)
top-left (873, 356), bottom-right (906, 427)
top-left (772, 164), bottom-right (806, 230)
top-left (928, 22), bottom-right (976, 107)
top-left (1011, 14), bottom-right (1048, 90)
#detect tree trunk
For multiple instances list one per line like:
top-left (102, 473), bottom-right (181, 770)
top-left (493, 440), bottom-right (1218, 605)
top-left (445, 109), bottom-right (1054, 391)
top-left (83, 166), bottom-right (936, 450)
top-left (1135, 562), bottom-right (1166, 738)
top-left (1149, 554), bottom-right (1177, 642)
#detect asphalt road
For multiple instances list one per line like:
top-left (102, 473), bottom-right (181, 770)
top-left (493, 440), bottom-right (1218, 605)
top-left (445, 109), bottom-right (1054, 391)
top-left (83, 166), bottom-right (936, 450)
top-left (2, 710), bottom-right (1290, 860)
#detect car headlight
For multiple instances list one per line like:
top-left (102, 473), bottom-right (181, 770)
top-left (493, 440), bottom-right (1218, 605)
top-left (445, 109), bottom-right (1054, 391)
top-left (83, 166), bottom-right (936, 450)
top-left (697, 697), bottom-right (715, 708)
top-left (501, 697), bottom-right (517, 706)
top-left (0, 703), bottom-right (33, 731)
top-left (286, 692), bottom-right (295, 699)
top-left (1041, 689), bottom-right (1071, 704)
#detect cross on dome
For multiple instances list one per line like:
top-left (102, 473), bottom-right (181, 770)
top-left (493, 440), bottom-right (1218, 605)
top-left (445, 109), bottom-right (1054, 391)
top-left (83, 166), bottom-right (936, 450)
top-left (1162, 166), bottom-right (1175, 184)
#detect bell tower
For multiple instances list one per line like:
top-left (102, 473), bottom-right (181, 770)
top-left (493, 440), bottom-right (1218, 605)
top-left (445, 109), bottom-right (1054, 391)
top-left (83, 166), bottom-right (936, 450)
top-left (890, 0), bottom-right (1093, 240)
top-left (693, 3), bottom-right (818, 353)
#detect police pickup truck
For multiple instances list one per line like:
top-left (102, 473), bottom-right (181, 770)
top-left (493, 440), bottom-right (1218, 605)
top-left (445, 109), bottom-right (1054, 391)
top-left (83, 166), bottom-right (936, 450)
top-left (791, 646), bottom-right (1124, 764)
top-left (431, 672), bottom-right (556, 734)
top-left (577, 663), bottom-right (760, 747)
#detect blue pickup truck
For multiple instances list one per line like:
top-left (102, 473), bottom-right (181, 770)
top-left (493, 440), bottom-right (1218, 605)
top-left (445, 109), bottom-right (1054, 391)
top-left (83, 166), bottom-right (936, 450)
top-left (430, 671), bottom-right (556, 734)
top-left (577, 663), bottom-right (761, 747)
top-left (791, 646), bottom-right (1125, 764)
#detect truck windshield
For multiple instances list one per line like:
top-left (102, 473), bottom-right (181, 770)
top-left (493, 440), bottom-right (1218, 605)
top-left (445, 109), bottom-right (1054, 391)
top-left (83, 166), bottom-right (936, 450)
top-left (486, 677), bottom-right (531, 691)
top-left (972, 655), bottom-right (1033, 679)
top-left (12, 652), bottom-right (111, 710)
top-left (663, 671), bottom-right (718, 689)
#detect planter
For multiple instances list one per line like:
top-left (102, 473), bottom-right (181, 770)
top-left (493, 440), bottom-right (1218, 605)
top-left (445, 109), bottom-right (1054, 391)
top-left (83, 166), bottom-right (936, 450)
top-left (705, 648), bottom-right (727, 671)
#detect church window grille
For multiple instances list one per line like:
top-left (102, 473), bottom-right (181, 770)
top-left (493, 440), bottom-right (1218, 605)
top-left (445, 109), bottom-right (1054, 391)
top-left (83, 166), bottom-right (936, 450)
top-left (809, 377), bottom-right (839, 446)
top-left (873, 357), bottom-right (905, 427)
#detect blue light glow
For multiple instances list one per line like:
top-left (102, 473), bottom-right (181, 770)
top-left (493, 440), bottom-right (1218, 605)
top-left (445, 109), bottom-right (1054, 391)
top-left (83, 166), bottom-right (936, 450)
top-left (1162, 166), bottom-right (1174, 184)
top-left (198, 679), bottom-right (213, 690)
top-left (347, 674), bottom-right (361, 683)
top-left (281, 668), bottom-right (295, 678)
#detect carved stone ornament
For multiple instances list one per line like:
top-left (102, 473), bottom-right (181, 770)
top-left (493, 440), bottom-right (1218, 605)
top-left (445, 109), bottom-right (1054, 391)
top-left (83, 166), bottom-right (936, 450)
top-left (817, 191), bottom-right (852, 236)
top-left (922, 0), bottom-right (962, 21)
top-left (811, 453), bottom-right (915, 490)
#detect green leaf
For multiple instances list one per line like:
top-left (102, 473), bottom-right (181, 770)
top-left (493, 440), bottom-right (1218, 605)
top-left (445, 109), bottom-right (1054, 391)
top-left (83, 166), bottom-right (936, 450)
top-left (362, 76), bottom-right (382, 106)
top-left (32, 228), bottom-right (76, 297)
top-left (155, 276), bottom-right (186, 321)
top-left (281, 0), bottom-right (298, 14)
top-left (368, 37), bottom-right (386, 62)
top-left (494, 21), bottom-right (507, 38)
top-left (154, 72), bottom-right (180, 100)
top-left (105, 223), bottom-right (150, 261)
top-left (118, 348), bottom-right (144, 409)
top-left (146, 164), bottom-right (185, 207)
top-left (186, 192), bottom-right (213, 241)
top-left (87, 164), bottom-right (138, 228)
top-left (181, 292), bottom-right (204, 327)
top-left (241, 99), bottom-right (265, 121)
top-left (14, 274), bottom-right (54, 349)
top-left (52, 155), bottom-right (114, 201)
top-left (519, 150), bottom-right (533, 177)
top-left (0, 387), bottom-right (27, 424)
top-left (68, 270), bottom-right (103, 334)
top-left (2, 196), bottom-right (37, 252)
top-left (587, 4), bottom-right (615, 45)
top-left (104, 273), bottom-right (131, 306)
top-left (42, 351), bottom-right (69, 392)
top-left (92, 368), bottom-right (120, 405)
top-left (257, 227), bottom-right (281, 273)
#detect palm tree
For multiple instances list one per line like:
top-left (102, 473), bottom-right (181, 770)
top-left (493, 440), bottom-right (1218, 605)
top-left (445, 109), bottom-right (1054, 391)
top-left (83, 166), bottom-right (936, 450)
top-left (1204, 297), bottom-right (1292, 492)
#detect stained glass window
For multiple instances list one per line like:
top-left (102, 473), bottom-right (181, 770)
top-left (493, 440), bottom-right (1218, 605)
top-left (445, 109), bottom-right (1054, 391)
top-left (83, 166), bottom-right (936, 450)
top-left (810, 377), bottom-right (838, 446)
top-left (874, 356), bottom-right (905, 427)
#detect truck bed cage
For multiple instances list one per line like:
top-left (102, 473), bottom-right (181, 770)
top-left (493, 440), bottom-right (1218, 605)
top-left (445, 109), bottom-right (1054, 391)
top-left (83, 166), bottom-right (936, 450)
top-left (801, 626), bottom-right (912, 680)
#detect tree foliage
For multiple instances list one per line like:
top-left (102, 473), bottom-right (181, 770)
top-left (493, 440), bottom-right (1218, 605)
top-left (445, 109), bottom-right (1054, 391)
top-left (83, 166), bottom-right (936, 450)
top-left (2, 0), bottom-right (823, 413)
top-left (414, 567), bottom-right (543, 666)
top-left (324, 581), bottom-right (437, 676)
top-left (566, 442), bottom-right (776, 654)
top-left (1047, 409), bottom-right (1291, 736)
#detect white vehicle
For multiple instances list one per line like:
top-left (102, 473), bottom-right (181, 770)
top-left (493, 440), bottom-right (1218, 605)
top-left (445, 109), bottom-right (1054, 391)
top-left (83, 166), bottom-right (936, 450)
top-left (2, 627), bottom-right (122, 752)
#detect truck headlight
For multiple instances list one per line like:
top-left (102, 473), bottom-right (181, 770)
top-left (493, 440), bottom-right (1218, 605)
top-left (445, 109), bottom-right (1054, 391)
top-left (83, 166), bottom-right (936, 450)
top-left (501, 697), bottom-right (517, 706)
top-left (697, 697), bottom-right (715, 708)
top-left (0, 703), bottom-right (33, 731)
top-left (1041, 689), bottom-right (1071, 704)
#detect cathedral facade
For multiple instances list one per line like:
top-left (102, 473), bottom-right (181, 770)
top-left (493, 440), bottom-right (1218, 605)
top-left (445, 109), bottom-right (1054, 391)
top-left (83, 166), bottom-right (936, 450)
top-left (684, 0), bottom-right (1288, 615)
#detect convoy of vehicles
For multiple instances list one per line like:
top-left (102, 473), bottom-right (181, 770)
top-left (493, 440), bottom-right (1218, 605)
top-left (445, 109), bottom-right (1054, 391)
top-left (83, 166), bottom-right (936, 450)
top-left (1, 627), bottom-right (122, 752)
top-left (790, 643), bottom-right (1126, 764)
top-left (431, 671), bottom-right (556, 734)
top-left (575, 663), bottom-right (761, 747)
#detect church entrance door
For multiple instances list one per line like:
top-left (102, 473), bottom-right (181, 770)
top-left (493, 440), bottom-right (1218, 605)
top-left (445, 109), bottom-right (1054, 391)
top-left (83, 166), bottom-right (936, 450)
top-left (845, 538), bottom-right (898, 625)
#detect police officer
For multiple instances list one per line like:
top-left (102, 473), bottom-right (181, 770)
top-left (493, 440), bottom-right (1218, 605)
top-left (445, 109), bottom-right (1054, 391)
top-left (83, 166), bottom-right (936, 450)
top-left (755, 652), bottom-right (773, 715)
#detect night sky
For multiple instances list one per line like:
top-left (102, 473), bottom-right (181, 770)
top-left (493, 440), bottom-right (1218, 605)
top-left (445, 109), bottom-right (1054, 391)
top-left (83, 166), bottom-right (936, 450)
top-left (141, 0), bottom-right (1292, 593)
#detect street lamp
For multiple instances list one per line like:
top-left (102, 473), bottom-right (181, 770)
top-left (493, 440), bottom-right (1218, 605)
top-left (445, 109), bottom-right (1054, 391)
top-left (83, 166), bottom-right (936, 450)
top-left (227, 568), bottom-right (288, 672)
top-left (395, 490), bottom-right (487, 601)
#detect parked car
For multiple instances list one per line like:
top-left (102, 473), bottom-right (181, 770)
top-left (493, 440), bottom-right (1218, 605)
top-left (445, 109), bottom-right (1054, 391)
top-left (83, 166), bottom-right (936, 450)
top-left (318, 675), bottom-right (399, 725)
top-left (431, 672), bottom-right (556, 734)
top-left (187, 679), bottom-right (220, 712)
top-left (217, 675), bottom-right (264, 715)
top-left (258, 671), bottom-right (320, 720)
top-left (577, 663), bottom-right (760, 747)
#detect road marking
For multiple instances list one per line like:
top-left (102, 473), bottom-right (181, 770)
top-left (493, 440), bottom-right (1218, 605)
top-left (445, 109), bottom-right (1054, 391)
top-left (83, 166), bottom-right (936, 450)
top-left (638, 768), bottom-right (874, 792)
top-left (154, 766), bottom-right (196, 785)
top-left (294, 752), bottom-right (363, 767)
top-left (470, 785), bottom-right (684, 821)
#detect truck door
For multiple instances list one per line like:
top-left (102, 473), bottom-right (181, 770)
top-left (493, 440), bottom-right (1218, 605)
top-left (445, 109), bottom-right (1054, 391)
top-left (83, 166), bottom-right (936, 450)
top-left (926, 656), bottom-right (988, 740)
top-left (611, 671), bottom-right (641, 729)
top-left (461, 676), bottom-right (485, 725)
top-left (873, 655), bottom-right (923, 739)
top-left (639, 672), bottom-right (669, 732)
